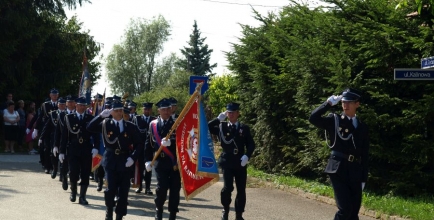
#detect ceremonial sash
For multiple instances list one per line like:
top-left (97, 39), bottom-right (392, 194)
top-left (151, 122), bottom-right (176, 166)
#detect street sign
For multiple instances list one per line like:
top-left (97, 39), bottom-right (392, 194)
top-left (394, 68), bottom-right (434, 80)
top-left (189, 76), bottom-right (209, 94)
top-left (421, 56), bottom-right (434, 69)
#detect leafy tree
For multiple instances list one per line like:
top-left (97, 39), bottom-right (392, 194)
top-left (206, 74), bottom-right (239, 116)
top-left (226, 0), bottom-right (434, 196)
top-left (106, 15), bottom-right (171, 97)
top-left (176, 20), bottom-right (217, 76)
top-left (0, 0), bottom-right (101, 103)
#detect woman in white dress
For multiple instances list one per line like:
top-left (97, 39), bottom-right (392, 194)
top-left (3, 100), bottom-right (20, 153)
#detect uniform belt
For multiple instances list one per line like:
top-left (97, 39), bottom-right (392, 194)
top-left (331, 150), bottom-right (361, 163)
top-left (160, 152), bottom-right (165, 158)
top-left (105, 148), bottom-right (129, 155)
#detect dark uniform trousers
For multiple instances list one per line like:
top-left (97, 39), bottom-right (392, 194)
top-left (309, 101), bottom-right (369, 220)
top-left (87, 116), bottom-right (143, 217)
top-left (60, 113), bottom-right (98, 187)
top-left (133, 115), bottom-right (155, 191)
top-left (34, 102), bottom-right (58, 170)
top-left (208, 118), bottom-right (255, 214)
top-left (145, 117), bottom-right (180, 214)
top-left (40, 111), bottom-right (61, 175)
top-left (55, 111), bottom-right (72, 183)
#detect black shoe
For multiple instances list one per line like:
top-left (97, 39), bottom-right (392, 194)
top-left (78, 185), bottom-right (89, 205)
top-left (70, 192), bottom-right (76, 202)
top-left (135, 188), bottom-right (142, 193)
top-left (45, 169), bottom-right (50, 174)
top-left (145, 188), bottom-right (153, 195)
top-left (70, 182), bottom-right (77, 202)
top-left (155, 210), bottom-right (162, 220)
top-left (62, 176), bottom-right (68, 191)
top-left (235, 213), bottom-right (244, 220)
top-left (97, 184), bottom-right (103, 192)
top-left (79, 196), bottom-right (88, 205)
top-left (105, 208), bottom-right (113, 220)
top-left (115, 214), bottom-right (123, 220)
top-left (51, 170), bottom-right (57, 179)
top-left (221, 210), bottom-right (229, 220)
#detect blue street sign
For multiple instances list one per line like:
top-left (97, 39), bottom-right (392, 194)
top-left (189, 76), bottom-right (209, 95)
top-left (421, 56), bottom-right (434, 69)
top-left (394, 68), bottom-right (434, 80)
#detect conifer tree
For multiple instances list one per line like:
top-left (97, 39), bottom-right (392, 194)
top-left (177, 20), bottom-right (217, 76)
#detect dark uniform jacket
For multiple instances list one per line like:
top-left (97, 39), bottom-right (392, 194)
top-left (54, 109), bottom-right (75, 148)
top-left (208, 118), bottom-right (255, 169)
top-left (33, 101), bottom-right (58, 131)
top-left (60, 113), bottom-right (99, 156)
top-left (133, 114), bottom-right (156, 140)
top-left (309, 101), bottom-right (369, 183)
top-left (144, 117), bottom-right (176, 170)
top-left (87, 116), bottom-right (144, 171)
top-left (40, 110), bottom-right (61, 145)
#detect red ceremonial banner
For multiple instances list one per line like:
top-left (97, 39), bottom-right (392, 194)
top-left (91, 154), bottom-right (103, 172)
top-left (176, 98), bottom-right (218, 201)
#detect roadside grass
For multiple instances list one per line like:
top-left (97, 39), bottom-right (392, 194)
top-left (247, 166), bottom-right (434, 220)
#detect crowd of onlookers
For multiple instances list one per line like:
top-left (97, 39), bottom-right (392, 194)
top-left (1, 93), bottom-right (38, 154)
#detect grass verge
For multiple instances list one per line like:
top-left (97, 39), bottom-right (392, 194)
top-left (247, 166), bottom-right (434, 220)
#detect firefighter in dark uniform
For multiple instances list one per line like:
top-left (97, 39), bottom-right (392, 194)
top-left (208, 102), bottom-right (255, 220)
top-left (59, 97), bottom-right (100, 205)
top-left (169, 97), bottom-right (179, 120)
top-left (309, 88), bottom-right (369, 220)
top-left (132, 102), bottom-right (156, 194)
top-left (95, 99), bottom-right (112, 192)
top-left (128, 101), bottom-right (138, 120)
top-left (39, 97), bottom-right (66, 179)
top-left (53, 95), bottom-right (76, 190)
top-left (87, 100), bottom-right (143, 220)
top-left (144, 98), bottom-right (180, 220)
top-left (33, 88), bottom-right (59, 173)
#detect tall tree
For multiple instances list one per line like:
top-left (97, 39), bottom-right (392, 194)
top-left (106, 15), bottom-right (171, 97)
top-left (0, 0), bottom-right (101, 102)
top-left (176, 20), bottom-right (217, 76)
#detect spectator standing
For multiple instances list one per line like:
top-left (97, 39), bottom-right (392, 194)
top-left (16, 100), bottom-right (26, 152)
top-left (26, 102), bottom-right (37, 154)
top-left (3, 100), bottom-right (20, 153)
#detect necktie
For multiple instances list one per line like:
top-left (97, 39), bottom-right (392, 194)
top-left (52, 102), bottom-right (55, 108)
top-left (145, 117), bottom-right (148, 123)
top-left (79, 115), bottom-right (82, 121)
top-left (163, 120), bottom-right (167, 127)
top-left (116, 121), bottom-right (120, 133)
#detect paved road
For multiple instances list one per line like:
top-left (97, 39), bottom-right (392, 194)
top-left (0, 154), bottom-right (374, 220)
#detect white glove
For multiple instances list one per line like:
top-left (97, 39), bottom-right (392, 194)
top-left (38, 139), bottom-right (42, 146)
top-left (26, 128), bottom-right (31, 134)
top-left (161, 137), bottom-right (171, 147)
top-left (362, 182), bottom-right (365, 190)
top-left (240, 155), bottom-right (249, 167)
top-left (327, 95), bottom-right (343, 106)
top-left (125, 157), bottom-right (134, 167)
top-left (53, 147), bottom-right (58, 157)
top-left (145, 161), bottom-right (152, 172)
top-left (100, 109), bottom-right (112, 118)
top-left (91, 149), bottom-right (98, 158)
top-left (217, 111), bottom-right (227, 121)
top-left (32, 129), bottom-right (38, 139)
top-left (59, 154), bottom-right (65, 163)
